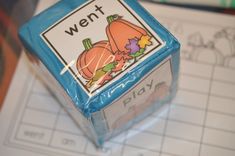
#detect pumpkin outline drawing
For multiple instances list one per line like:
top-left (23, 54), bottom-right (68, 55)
top-left (104, 14), bottom-right (153, 72)
top-left (76, 15), bottom-right (156, 91)
top-left (106, 14), bottom-right (149, 55)
top-left (76, 38), bottom-right (117, 88)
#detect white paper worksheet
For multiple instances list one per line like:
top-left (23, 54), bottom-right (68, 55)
top-left (0, 1), bottom-right (235, 156)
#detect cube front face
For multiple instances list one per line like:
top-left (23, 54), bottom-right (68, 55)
top-left (19, 0), bottom-right (180, 146)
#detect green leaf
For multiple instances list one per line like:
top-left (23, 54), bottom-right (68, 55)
top-left (103, 62), bottom-right (117, 72)
top-left (92, 69), bottom-right (106, 81)
top-left (130, 48), bottom-right (145, 58)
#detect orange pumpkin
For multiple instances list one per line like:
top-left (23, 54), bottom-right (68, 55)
top-left (76, 39), bottom-right (115, 80)
top-left (106, 15), bottom-right (147, 54)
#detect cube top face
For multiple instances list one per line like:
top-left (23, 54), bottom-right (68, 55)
top-left (19, 0), bottom-right (180, 116)
top-left (41, 0), bottom-right (165, 95)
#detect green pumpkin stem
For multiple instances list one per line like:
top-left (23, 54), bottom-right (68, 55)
top-left (83, 38), bottom-right (93, 50)
top-left (107, 15), bottom-right (118, 24)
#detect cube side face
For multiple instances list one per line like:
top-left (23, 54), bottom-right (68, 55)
top-left (21, 52), bottom-right (100, 145)
top-left (92, 47), bottom-right (180, 145)
top-left (19, 0), bottom-right (180, 147)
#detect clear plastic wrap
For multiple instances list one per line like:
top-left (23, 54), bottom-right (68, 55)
top-left (18, 0), bottom-right (180, 147)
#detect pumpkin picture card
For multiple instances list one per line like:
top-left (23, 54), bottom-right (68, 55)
top-left (41, 0), bottom-right (165, 95)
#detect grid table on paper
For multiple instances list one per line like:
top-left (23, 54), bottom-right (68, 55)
top-left (4, 59), bottom-right (235, 156)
